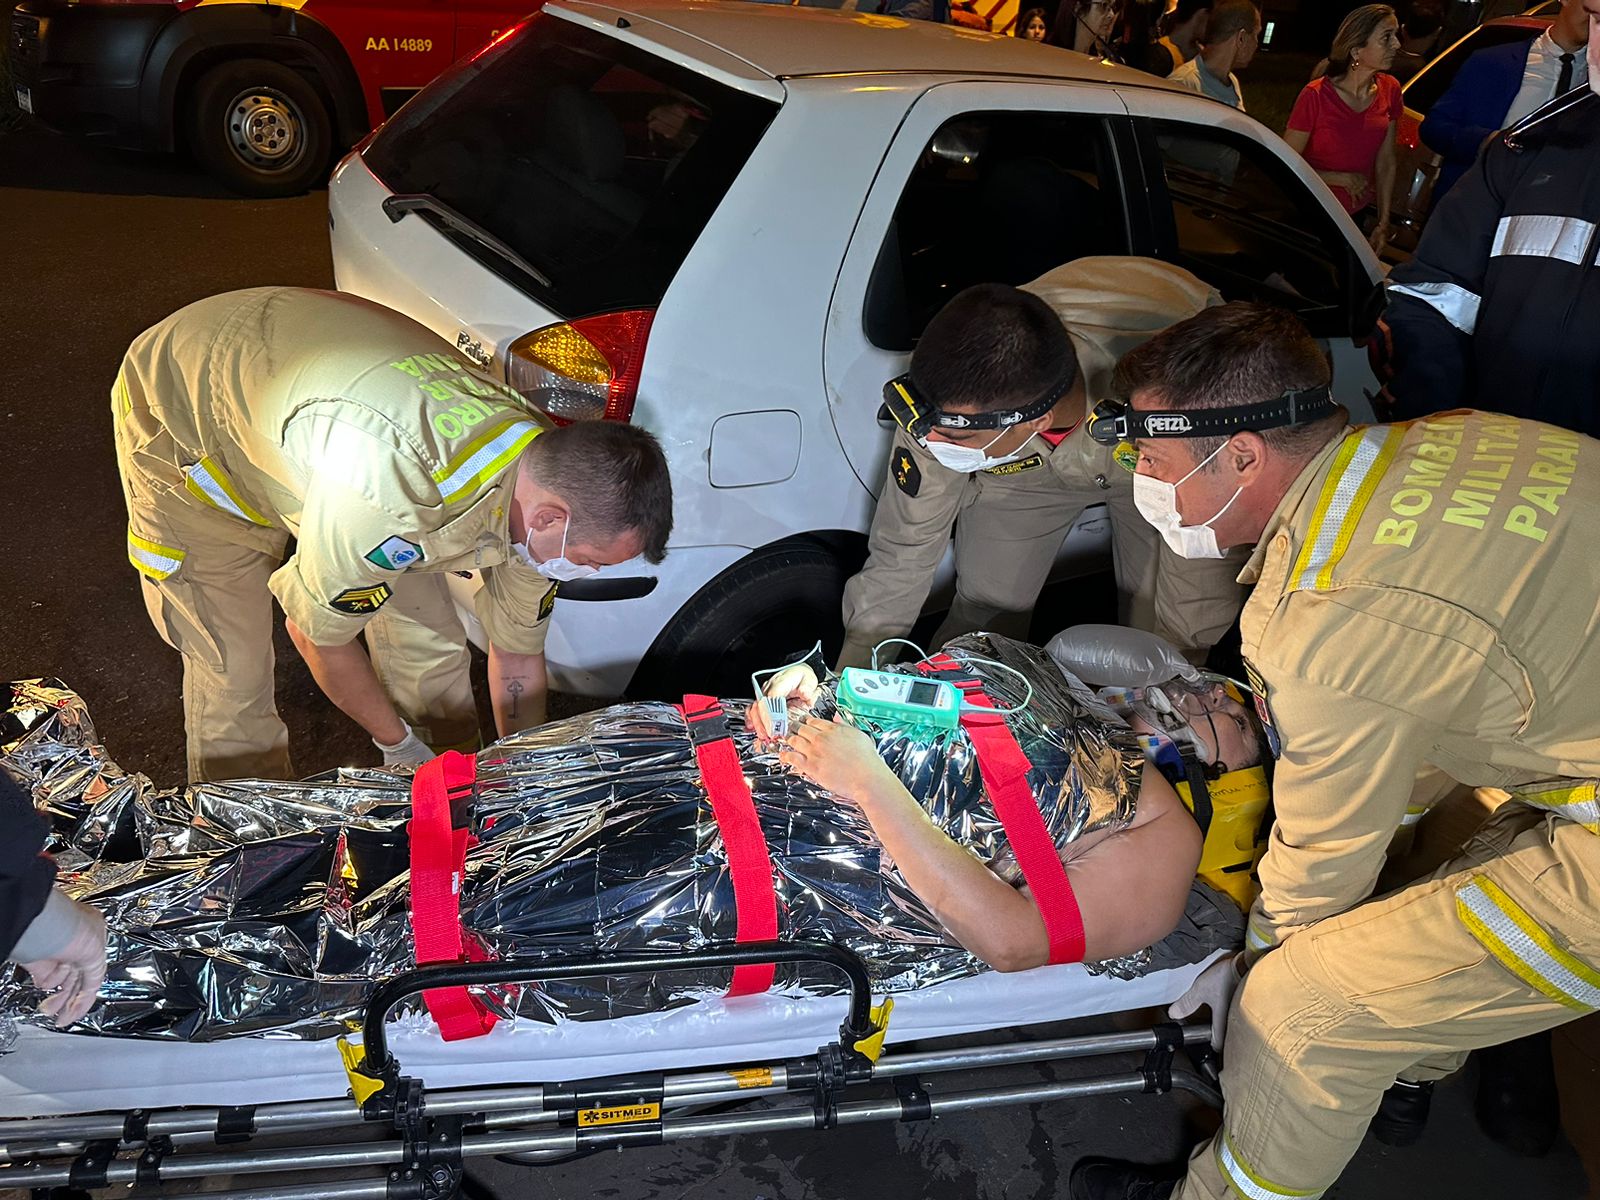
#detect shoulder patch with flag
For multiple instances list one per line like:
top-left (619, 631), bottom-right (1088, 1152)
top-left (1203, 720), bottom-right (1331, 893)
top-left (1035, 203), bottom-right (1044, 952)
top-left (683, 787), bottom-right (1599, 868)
top-left (365, 535), bottom-right (424, 571)
top-left (329, 584), bottom-right (394, 615)
top-left (1243, 658), bottom-right (1282, 759)
top-left (893, 450), bottom-right (921, 497)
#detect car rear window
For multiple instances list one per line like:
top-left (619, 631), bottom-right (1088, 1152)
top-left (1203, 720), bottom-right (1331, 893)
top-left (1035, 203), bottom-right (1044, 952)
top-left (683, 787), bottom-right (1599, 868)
top-left (363, 15), bottom-right (778, 319)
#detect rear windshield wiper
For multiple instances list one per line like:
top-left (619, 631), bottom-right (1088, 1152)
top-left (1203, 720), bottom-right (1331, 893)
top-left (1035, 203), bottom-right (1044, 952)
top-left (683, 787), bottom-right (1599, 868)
top-left (382, 193), bottom-right (554, 289)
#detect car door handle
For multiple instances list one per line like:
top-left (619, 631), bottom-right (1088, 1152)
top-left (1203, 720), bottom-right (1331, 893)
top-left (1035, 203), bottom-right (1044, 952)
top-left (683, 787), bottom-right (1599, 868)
top-left (876, 402), bottom-right (895, 429)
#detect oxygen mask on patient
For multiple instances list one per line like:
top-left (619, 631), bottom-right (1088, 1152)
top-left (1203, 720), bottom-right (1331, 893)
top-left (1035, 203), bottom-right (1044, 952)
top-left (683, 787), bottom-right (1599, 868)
top-left (1104, 679), bottom-right (1262, 775)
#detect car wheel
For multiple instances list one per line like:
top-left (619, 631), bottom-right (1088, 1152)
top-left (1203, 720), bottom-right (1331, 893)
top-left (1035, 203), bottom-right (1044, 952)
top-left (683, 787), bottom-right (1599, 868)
top-left (189, 59), bottom-right (333, 197)
top-left (630, 543), bottom-right (858, 701)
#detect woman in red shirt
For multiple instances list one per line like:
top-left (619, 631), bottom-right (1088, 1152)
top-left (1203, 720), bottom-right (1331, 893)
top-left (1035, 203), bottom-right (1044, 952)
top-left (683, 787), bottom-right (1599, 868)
top-left (1284, 4), bottom-right (1403, 253)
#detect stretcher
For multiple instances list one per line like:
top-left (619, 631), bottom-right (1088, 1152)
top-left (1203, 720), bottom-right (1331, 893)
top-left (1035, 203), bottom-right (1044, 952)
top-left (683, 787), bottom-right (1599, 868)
top-left (1, 647), bottom-right (1251, 1196)
top-left (0, 941), bottom-right (1224, 1198)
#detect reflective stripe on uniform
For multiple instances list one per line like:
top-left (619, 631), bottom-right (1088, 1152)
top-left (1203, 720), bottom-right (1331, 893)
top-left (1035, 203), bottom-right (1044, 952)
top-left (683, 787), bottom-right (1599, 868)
top-left (128, 532), bottom-right (186, 581)
top-left (1215, 1131), bottom-right (1326, 1200)
top-left (183, 458), bottom-right (272, 526)
top-left (1290, 426), bottom-right (1406, 593)
top-left (1456, 875), bottom-right (1600, 1013)
top-left (1513, 781), bottom-right (1600, 834)
top-left (1246, 919), bottom-right (1276, 952)
top-left (1386, 281), bottom-right (1481, 335)
top-left (433, 420), bottom-right (541, 505)
top-left (1490, 214), bottom-right (1597, 266)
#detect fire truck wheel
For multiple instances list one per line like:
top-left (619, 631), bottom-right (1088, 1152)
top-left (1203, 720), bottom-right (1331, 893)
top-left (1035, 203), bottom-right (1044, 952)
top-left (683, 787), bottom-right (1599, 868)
top-left (190, 59), bottom-right (333, 197)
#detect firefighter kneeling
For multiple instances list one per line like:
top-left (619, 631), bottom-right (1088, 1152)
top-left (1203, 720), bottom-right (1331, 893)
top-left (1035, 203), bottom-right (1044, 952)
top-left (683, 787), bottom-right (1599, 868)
top-left (1071, 302), bottom-right (1600, 1200)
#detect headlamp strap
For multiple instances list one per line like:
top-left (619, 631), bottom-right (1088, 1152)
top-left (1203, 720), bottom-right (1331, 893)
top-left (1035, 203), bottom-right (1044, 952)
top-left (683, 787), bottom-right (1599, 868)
top-left (883, 367), bottom-right (1073, 440)
top-left (1097, 385), bottom-right (1335, 443)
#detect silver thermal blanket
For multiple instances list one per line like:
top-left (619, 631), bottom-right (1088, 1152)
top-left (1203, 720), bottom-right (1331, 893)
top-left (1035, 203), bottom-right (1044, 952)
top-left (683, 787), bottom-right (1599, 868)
top-left (1, 635), bottom-right (1241, 1042)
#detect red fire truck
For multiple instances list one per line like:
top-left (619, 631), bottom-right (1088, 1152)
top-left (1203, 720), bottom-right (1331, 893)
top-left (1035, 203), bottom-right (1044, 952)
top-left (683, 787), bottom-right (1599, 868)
top-left (8, 0), bottom-right (541, 195)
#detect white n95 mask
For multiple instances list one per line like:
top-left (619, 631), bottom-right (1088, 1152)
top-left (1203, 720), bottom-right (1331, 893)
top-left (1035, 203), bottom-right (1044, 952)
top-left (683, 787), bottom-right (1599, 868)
top-left (1132, 441), bottom-right (1241, 560)
top-left (512, 517), bottom-right (599, 581)
top-left (924, 430), bottom-right (1035, 474)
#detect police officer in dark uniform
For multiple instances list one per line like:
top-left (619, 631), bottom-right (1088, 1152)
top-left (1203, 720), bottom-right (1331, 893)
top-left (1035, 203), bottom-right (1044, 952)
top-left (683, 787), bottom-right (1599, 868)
top-left (1380, 34), bottom-right (1600, 436)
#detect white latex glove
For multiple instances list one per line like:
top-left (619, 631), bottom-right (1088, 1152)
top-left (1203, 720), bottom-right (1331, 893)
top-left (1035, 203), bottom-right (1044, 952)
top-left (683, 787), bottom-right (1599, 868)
top-left (374, 723), bottom-right (435, 767)
top-left (15, 891), bottom-right (108, 1028)
top-left (746, 663), bottom-right (822, 741)
top-left (1168, 950), bottom-right (1245, 1050)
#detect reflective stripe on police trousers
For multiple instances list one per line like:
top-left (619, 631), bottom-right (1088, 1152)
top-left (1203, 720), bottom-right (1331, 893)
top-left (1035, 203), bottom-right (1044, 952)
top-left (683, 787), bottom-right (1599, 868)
top-left (1456, 875), bottom-right (1600, 1013)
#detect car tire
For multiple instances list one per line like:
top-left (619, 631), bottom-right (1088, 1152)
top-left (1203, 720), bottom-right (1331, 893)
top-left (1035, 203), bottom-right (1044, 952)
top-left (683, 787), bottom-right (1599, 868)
top-left (629, 543), bottom-right (858, 701)
top-left (189, 59), bottom-right (333, 197)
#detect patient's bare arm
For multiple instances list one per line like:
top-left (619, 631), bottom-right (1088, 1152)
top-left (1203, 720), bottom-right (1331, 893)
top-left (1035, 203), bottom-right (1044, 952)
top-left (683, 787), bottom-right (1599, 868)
top-left (780, 715), bottom-right (1049, 971)
top-left (780, 717), bottom-right (1202, 971)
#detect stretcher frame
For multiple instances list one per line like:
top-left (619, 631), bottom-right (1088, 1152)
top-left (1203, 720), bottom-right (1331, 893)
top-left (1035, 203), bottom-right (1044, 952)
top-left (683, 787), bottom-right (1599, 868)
top-left (0, 941), bottom-right (1222, 1200)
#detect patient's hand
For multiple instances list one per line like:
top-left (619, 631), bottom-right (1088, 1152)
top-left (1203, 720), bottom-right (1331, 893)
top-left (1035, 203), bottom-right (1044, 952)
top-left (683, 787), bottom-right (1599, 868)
top-left (780, 715), bottom-right (896, 804)
top-left (746, 663), bottom-right (823, 741)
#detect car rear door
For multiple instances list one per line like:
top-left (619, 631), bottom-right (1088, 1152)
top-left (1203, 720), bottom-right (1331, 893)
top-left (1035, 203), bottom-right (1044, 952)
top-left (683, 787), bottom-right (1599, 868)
top-left (823, 79), bottom-right (1136, 498)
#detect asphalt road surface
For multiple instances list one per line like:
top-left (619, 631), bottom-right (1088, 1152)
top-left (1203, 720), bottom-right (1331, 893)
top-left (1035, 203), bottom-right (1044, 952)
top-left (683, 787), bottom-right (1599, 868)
top-left (0, 123), bottom-right (1591, 1200)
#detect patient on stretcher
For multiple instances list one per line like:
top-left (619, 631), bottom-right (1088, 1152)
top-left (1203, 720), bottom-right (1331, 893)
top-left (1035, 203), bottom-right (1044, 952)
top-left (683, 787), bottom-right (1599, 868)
top-left (0, 634), bottom-right (1256, 1041)
top-left (748, 658), bottom-right (1259, 971)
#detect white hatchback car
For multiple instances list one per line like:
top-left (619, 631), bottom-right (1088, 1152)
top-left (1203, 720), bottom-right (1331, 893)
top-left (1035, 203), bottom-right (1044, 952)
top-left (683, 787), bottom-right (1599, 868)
top-left (328, 0), bottom-right (1382, 699)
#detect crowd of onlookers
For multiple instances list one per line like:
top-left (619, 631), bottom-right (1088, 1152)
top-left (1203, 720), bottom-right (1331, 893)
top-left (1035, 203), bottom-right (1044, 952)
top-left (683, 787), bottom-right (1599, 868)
top-left (976, 0), bottom-right (1416, 251)
top-left (876, 0), bottom-right (1591, 258)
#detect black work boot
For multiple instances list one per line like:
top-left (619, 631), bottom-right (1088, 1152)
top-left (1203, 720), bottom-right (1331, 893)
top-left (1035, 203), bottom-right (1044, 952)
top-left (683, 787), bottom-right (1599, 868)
top-left (1370, 1078), bottom-right (1435, 1147)
top-left (1475, 1031), bottom-right (1561, 1158)
top-left (1068, 1156), bottom-right (1183, 1200)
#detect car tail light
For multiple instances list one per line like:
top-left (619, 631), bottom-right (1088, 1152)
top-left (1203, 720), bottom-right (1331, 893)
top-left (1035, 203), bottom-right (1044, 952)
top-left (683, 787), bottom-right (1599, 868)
top-left (506, 310), bottom-right (654, 423)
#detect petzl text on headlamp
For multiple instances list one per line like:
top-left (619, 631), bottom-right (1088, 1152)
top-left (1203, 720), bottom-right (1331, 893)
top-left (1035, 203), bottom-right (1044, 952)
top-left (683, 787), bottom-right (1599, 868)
top-left (1086, 386), bottom-right (1336, 446)
top-left (881, 371), bottom-right (1069, 443)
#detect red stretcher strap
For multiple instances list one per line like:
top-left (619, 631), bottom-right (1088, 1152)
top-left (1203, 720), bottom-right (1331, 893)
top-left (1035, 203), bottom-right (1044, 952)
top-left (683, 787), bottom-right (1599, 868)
top-left (682, 696), bottom-right (779, 995)
top-left (408, 751), bottom-right (499, 1040)
top-left (923, 654), bottom-right (1087, 965)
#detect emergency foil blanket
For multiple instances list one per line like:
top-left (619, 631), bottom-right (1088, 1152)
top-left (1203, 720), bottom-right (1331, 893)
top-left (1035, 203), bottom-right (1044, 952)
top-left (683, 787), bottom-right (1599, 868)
top-left (1, 635), bottom-right (1241, 1042)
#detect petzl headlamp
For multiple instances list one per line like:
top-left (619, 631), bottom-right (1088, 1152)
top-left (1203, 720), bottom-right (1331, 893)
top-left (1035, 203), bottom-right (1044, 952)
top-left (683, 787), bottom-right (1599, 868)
top-left (881, 368), bottom-right (1071, 443)
top-left (1086, 386), bottom-right (1336, 446)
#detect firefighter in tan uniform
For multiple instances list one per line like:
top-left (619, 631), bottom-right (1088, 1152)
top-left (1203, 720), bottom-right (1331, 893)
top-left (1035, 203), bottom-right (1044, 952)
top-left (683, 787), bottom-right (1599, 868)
top-left (114, 287), bottom-right (672, 782)
top-left (1069, 302), bottom-right (1600, 1200)
top-left (838, 257), bottom-right (1247, 671)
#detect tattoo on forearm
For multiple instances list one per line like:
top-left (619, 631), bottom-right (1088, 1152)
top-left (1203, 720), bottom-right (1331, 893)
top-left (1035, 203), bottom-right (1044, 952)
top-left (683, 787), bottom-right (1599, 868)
top-left (506, 677), bottom-right (525, 719)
